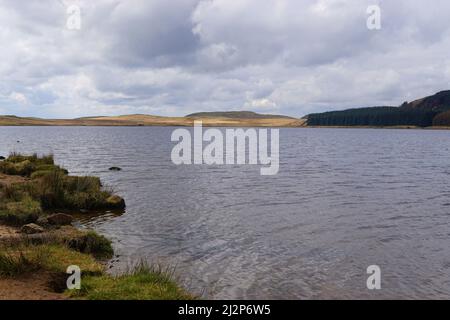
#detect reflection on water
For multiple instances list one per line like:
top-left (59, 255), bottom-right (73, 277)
top-left (71, 211), bottom-right (124, 228)
top-left (1, 126), bottom-right (450, 299)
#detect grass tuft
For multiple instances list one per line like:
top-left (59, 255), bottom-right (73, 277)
top-left (0, 160), bottom-right (35, 176)
top-left (69, 261), bottom-right (195, 300)
top-left (0, 247), bottom-right (48, 277)
top-left (7, 153), bottom-right (54, 165)
top-left (67, 231), bottom-right (114, 259)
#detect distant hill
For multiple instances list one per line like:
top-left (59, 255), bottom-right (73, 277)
top-left (186, 111), bottom-right (294, 119)
top-left (401, 90), bottom-right (450, 112)
top-left (305, 90), bottom-right (450, 127)
top-left (0, 113), bottom-right (305, 127)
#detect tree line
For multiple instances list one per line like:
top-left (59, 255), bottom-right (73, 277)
top-left (306, 107), bottom-right (439, 127)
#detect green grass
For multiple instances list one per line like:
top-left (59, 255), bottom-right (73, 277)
top-left (0, 153), bottom-right (55, 176)
top-left (40, 244), bottom-right (104, 275)
top-left (0, 244), bottom-right (193, 300)
top-left (0, 244), bottom-right (103, 277)
top-left (6, 153), bottom-right (54, 166)
top-left (69, 262), bottom-right (195, 300)
top-left (30, 164), bottom-right (68, 179)
top-left (37, 168), bottom-right (123, 211)
top-left (0, 224), bottom-right (114, 261)
top-left (0, 196), bottom-right (42, 225)
top-left (0, 160), bottom-right (35, 176)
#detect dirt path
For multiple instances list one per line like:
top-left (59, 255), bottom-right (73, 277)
top-left (0, 226), bottom-right (65, 300)
top-left (0, 272), bottom-right (67, 300)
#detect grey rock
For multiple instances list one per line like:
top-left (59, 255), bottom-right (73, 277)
top-left (106, 195), bottom-right (126, 209)
top-left (21, 223), bottom-right (45, 234)
top-left (36, 216), bottom-right (50, 227)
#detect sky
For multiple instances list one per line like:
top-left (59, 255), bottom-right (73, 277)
top-left (1, 0), bottom-right (450, 118)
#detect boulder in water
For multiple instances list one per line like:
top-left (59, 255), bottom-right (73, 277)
top-left (106, 195), bottom-right (126, 209)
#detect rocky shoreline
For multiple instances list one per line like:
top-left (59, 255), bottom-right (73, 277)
top-left (0, 153), bottom-right (193, 300)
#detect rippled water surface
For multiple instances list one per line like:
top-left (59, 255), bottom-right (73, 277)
top-left (1, 126), bottom-right (450, 299)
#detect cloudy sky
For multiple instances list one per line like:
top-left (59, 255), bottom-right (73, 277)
top-left (1, 0), bottom-right (450, 118)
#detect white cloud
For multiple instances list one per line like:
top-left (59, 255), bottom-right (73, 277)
top-left (244, 98), bottom-right (278, 110)
top-left (9, 92), bottom-right (28, 104)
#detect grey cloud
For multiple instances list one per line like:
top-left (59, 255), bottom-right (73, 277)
top-left (98, 0), bottom-right (201, 68)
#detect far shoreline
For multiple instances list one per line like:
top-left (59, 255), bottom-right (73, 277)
top-left (1, 124), bottom-right (450, 131)
top-left (2, 113), bottom-right (450, 130)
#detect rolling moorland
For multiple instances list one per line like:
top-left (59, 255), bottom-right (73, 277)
top-left (0, 112), bottom-right (305, 128)
top-left (1, 90), bottom-right (450, 128)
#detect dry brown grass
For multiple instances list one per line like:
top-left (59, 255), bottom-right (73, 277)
top-left (0, 114), bottom-right (306, 127)
top-left (0, 173), bottom-right (27, 187)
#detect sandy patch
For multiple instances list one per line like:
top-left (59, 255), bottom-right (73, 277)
top-left (0, 272), bottom-right (66, 300)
